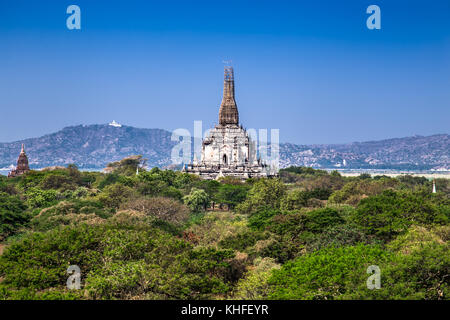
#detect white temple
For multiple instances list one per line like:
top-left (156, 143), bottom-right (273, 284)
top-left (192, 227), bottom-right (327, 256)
top-left (109, 120), bottom-right (122, 127)
top-left (183, 67), bottom-right (277, 180)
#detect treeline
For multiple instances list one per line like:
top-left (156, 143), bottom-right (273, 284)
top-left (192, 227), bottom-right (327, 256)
top-left (0, 158), bottom-right (448, 300)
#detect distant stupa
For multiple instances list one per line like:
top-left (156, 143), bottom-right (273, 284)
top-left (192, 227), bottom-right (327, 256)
top-left (8, 144), bottom-right (30, 178)
top-left (109, 120), bottom-right (122, 127)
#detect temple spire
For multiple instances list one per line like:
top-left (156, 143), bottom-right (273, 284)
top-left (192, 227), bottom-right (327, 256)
top-left (218, 66), bottom-right (239, 126)
top-left (8, 144), bottom-right (30, 178)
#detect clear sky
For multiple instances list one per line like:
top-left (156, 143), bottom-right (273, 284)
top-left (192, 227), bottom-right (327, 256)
top-left (0, 0), bottom-right (449, 144)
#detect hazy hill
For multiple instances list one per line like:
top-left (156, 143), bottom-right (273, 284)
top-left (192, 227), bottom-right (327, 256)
top-left (279, 134), bottom-right (449, 170)
top-left (0, 125), bottom-right (177, 170)
top-left (0, 124), bottom-right (448, 171)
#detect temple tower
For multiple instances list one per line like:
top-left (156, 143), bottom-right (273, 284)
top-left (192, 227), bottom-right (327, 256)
top-left (218, 67), bottom-right (239, 126)
top-left (8, 144), bottom-right (30, 178)
top-left (184, 66), bottom-right (277, 180)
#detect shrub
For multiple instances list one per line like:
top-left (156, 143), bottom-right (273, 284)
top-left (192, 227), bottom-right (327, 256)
top-left (160, 186), bottom-right (183, 200)
top-left (0, 180), bottom-right (18, 195)
top-left (305, 208), bottom-right (345, 233)
top-left (40, 174), bottom-right (77, 192)
top-left (0, 192), bottom-right (30, 240)
top-left (97, 183), bottom-right (136, 209)
top-left (280, 189), bottom-right (310, 210)
top-left (136, 179), bottom-right (169, 196)
top-left (343, 241), bottom-right (449, 300)
top-left (248, 207), bottom-right (280, 231)
top-left (236, 179), bottom-right (286, 214)
top-left (219, 229), bottom-right (268, 251)
top-left (97, 173), bottom-right (132, 190)
top-left (305, 224), bottom-right (375, 252)
top-left (268, 244), bottom-right (391, 299)
top-left (121, 197), bottom-right (189, 225)
top-left (73, 187), bottom-right (89, 198)
top-left (354, 190), bottom-right (448, 241)
top-left (329, 179), bottom-right (398, 205)
top-left (387, 225), bottom-right (449, 255)
top-left (216, 184), bottom-right (249, 209)
top-left (0, 224), bottom-right (235, 299)
top-left (183, 188), bottom-right (210, 212)
top-left (186, 211), bottom-right (248, 247)
top-left (25, 187), bottom-right (60, 208)
top-left (31, 200), bottom-right (109, 231)
top-left (233, 257), bottom-right (281, 299)
top-left (104, 155), bottom-right (146, 176)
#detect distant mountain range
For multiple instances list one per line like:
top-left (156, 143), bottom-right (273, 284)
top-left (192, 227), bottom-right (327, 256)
top-left (279, 134), bottom-right (449, 171)
top-left (0, 124), bottom-right (448, 171)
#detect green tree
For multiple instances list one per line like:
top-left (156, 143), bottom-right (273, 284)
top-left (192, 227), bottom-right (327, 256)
top-left (25, 187), bottom-right (60, 208)
top-left (104, 155), bottom-right (147, 176)
top-left (183, 188), bottom-right (210, 212)
top-left (236, 179), bottom-right (286, 214)
top-left (354, 190), bottom-right (448, 241)
top-left (233, 257), bottom-right (281, 299)
top-left (216, 184), bottom-right (249, 210)
top-left (97, 183), bottom-right (136, 209)
top-left (305, 207), bottom-right (345, 233)
top-left (344, 240), bottom-right (449, 300)
top-left (268, 244), bottom-right (391, 299)
top-left (121, 196), bottom-right (189, 225)
top-left (0, 192), bottom-right (29, 240)
top-left (0, 224), bottom-right (235, 299)
top-left (280, 189), bottom-right (310, 210)
top-left (136, 179), bottom-right (168, 196)
top-left (98, 173), bottom-right (124, 189)
top-left (329, 178), bottom-right (398, 205)
top-left (194, 179), bottom-right (221, 202)
top-left (40, 174), bottom-right (77, 191)
top-left (280, 188), bottom-right (330, 211)
top-left (31, 199), bottom-right (109, 232)
top-left (0, 179), bottom-right (18, 195)
top-left (248, 207), bottom-right (280, 231)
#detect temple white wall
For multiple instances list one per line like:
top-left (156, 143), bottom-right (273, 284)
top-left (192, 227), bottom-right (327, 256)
top-left (201, 126), bottom-right (253, 166)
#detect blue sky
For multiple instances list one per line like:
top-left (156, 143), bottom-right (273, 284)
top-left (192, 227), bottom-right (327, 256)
top-left (0, 0), bottom-right (449, 144)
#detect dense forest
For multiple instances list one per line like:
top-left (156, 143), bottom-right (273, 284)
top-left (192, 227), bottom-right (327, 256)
top-left (0, 156), bottom-right (448, 300)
